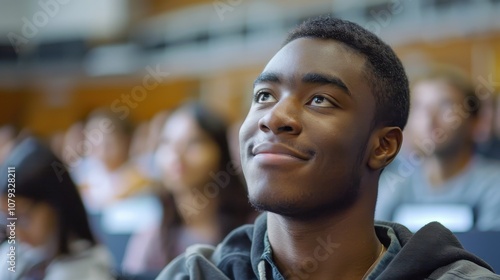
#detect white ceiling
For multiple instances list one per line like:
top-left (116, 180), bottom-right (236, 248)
top-left (0, 0), bottom-right (129, 44)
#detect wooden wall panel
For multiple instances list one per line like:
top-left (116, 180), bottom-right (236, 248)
top-left (1, 78), bottom-right (199, 137)
top-left (145, 0), bottom-right (213, 16)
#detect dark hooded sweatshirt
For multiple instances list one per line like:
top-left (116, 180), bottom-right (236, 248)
top-left (156, 213), bottom-right (499, 279)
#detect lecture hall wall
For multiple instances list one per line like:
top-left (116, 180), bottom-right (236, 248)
top-left (1, 0), bottom-right (499, 138)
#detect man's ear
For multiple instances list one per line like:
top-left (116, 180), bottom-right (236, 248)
top-left (367, 126), bottom-right (403, 170)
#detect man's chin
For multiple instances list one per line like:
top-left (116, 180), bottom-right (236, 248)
top-left (249, 196), bottom-right (300, 216)
top-left (249, 196), bottom-right (326, 220)
top-left (249, 189), bottom-right (361, 221)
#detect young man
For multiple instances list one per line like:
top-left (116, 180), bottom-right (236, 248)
top-left (157, 16), bottom-right (499, 279)
top-left (376, 68), bottom-right (500, 231)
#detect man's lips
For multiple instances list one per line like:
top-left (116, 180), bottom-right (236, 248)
top-left (251, 142), bottom-right (313, 161)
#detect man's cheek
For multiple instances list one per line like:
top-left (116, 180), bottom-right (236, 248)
top-left (239, 119), bottom-right (259, 142)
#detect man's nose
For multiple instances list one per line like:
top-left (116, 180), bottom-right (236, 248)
top-left (258, 98), bottom-right (302, 135)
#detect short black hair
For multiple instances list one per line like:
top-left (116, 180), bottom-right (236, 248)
top-left (285, 15), bottom-right (410, 129)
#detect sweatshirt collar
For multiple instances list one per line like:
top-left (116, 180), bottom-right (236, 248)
top-left (258, 232), bottom-right (286, 280)
top-left (252, 215), bottom-right (403, 280)
top-left (364, 224), bottom-right (401, 279)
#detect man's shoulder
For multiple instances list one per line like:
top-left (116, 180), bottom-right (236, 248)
top-left (374, 221), bottom-right (499, 279)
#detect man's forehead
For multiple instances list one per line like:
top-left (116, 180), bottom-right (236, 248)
top-left (255, 39), bottom-right (371, 96)
top-left (260, 38), bottom-right (366, 84)
top-left (270, 38), bottom-right (364, 67)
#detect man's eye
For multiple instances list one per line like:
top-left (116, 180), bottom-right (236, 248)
top-left (307, 95), bottom-right (335, 108)
top-left (255, 92), bottom-right (277, 103)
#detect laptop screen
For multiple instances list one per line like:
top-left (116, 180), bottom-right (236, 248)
top-left (392, 203), bottom-right (474, 232)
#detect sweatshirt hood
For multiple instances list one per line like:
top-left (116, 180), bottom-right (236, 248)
top-left (375, 221), bottom-right (494, 279)
top-left (245, 214), bottom-right (494, 280)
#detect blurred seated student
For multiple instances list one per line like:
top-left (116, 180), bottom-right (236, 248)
top-left (477, 94), bottom-right (500, 160)
top-left (376, 67), bottom-right (500, 231)
top-left (80, 109), bottom-right (151, 212)
top-left (59, 122), bottom-right (89, 187)
top-left (128, 110), bottom-right (169, 182)
top-left (0, 125), bottom-right (20, 165)
top-left (0, 137), bottom-right (114, 280)
top-left (128, 121), bottom-right (151, 177)
top-left (121, 101), bottom-right (254, 275)
top-left (48, 131), bottom-right (65, 161)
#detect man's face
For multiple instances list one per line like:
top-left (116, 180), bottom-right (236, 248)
top-left (239, 38), bottom-right (377, 218)
top-left (407, 79), bottom-right (474, 157)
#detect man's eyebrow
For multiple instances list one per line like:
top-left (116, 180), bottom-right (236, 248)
top-left (302, 73), bottom-right (351, 96)
top-left (253, 72), bottom-right (281, 87)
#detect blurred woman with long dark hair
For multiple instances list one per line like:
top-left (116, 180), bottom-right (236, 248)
top-left (122, 101), bottom-right (254, 275)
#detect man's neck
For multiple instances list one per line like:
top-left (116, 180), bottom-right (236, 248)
top-left (266, 199), bottom-right (382, 280)
top-left (425, 147), bottom-right (474, 187)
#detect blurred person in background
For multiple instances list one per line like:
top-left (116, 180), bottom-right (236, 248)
top-left (128, 121), bottom-right (151, 174)
top-left (60, 122), bottom-right (89, 187)
top-left (477, 93), bottom-right (500, 160)
top-left (0, 125), bottom-right (21, 165)
top-left (0, 137), bottom-right (114, 280)
top-left (128, 110), bottom-right (170, 182)
top-left (121, 101), bottom-right (253, 275)
top-left (129, 121), bottom-right (150, 158)
top-left (80, 109), bottom-right (150, 212)
top-left (48, 131), bottom-right (65, 162)
top-left (0, 125), bottom-right (31, 165)
top-left (376, 67), bottom-right (500, 231)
